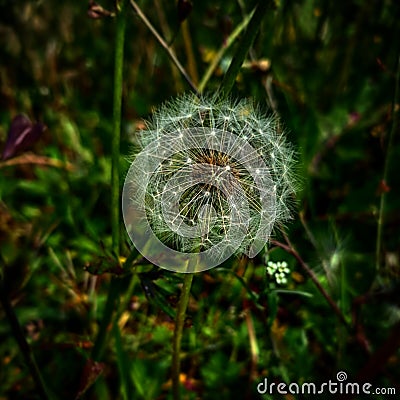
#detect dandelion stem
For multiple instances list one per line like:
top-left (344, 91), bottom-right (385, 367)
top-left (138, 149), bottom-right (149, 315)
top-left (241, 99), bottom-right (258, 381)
top-left (92, 0), bottom-right (127, 362)
top-left (172, 273), bottom-right (194, 400)
top-left (219, 0), bottom-right (275, 94)
top-left (375, 53), bottom-right (400, 272)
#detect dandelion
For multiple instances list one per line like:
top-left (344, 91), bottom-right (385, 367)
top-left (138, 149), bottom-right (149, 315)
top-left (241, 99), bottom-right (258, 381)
top-left (122, 94), bottom-right (298, 272)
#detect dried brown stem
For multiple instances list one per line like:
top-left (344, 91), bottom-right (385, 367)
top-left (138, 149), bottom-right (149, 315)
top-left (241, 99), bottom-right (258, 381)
top-left (270, 236), bottom-right (349, 328)
top-left (129, 0), bottom-right (199, 94)
top-left (0, 153), bottom-right (74, 170)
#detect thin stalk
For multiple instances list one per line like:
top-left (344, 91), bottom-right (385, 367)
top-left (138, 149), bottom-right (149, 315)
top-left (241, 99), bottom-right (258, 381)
top-left (375, 53), bottom-right (400, 272)
top-left (129, 0), bottom-right (199, 94)
top-left (181, 20), bottom-right (199, 86)
top-left (198, 7), bottom-right (255, 93)
top-left (219, 0), bottom-right (275, 94)
top-left (172, 273), bottom-right (194, 400)
top-left (0, 281), bottom-right (53, 400)
top-left (111, 0), bottom-right (127, 256)
top-left (153, 0), bottom-right (184, 92)
top-left (91, 277), bottom-right (123, 360)
top-left (91, 0), bottom-right (127, 361)
top-left (244, 310), bottom-right (259, 381)
top-left (270, 237), bottom-right (350, 328)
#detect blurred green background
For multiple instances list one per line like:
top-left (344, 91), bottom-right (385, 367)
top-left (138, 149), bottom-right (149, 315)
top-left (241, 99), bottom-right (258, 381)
top-left (0, 0), bottom-right (399, 399)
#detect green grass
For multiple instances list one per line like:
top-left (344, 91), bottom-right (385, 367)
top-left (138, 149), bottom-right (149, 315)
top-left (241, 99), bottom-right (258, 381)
top-left (0, 0), bottom-right (399, 399)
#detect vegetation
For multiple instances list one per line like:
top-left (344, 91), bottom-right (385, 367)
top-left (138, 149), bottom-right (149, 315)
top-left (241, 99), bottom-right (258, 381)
top-left (0, 0), bottom-right (399, 399)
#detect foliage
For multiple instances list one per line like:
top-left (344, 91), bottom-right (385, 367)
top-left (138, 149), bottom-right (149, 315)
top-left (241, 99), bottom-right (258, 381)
top-left (0, 0), bottom-right (399, 399)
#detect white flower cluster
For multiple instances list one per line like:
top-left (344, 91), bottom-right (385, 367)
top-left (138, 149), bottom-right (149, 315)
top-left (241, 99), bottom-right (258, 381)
top-left (267, 261), bottom-right (290, 284)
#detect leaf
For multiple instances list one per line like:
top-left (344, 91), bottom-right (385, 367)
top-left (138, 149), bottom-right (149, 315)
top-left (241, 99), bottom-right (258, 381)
top-left (87, 0), bottom-right (115, 19)
top-left (75, 359), bottom-right (105, 399)
top-left (112, 322), bottom-right (135, 400)
top-left (84, 254), bottom-right (124, 276)
top-left (140, 276), bottom-right (176, 319)
top-left (1, 114), bottom-right (46, 160)
top-left (84, 242), bottom-right (128, 276)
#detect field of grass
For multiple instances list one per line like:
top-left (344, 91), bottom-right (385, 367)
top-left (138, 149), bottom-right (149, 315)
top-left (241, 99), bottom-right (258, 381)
top-left (0, 1), bottom-right (399, 399)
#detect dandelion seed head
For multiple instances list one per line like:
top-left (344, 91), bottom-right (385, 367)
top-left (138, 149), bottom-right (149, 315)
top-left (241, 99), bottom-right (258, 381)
top-left (122, 93), bottom-right (298, 272)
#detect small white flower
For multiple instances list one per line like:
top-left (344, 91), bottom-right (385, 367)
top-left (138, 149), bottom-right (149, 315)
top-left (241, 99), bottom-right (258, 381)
top-left (266, 260), bottom-right (291, 285)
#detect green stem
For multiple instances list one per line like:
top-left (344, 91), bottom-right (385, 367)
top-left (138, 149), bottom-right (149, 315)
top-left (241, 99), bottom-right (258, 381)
top-left (375, 53), bottom-right (400, 272)
top-left (91, 277), bottom-right (124, 360)
top-left (111, 0), bottom-right (127, 255)
top-left (172, 273), bottom-right (194, 400)
top-left (0, 280), bottom-right (53, 400)
top-left (198, 7), bottom-right (255, 93)
top-left (91, 0), bottom-right (127, 362)
top-left (219, 0), bottom-right (275, 94)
